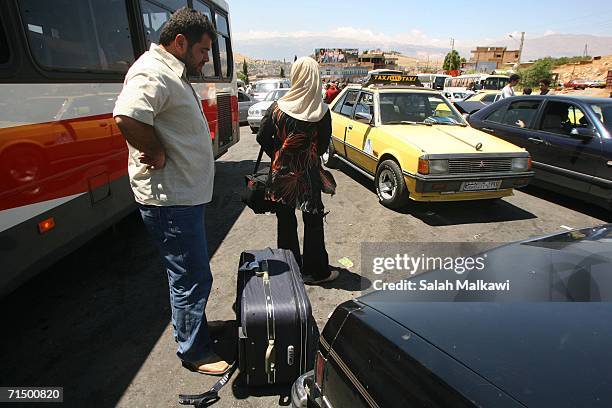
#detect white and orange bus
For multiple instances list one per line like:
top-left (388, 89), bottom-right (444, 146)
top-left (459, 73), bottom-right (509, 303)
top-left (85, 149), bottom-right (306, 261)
top-left (0, 0), bottom-right (239, 296)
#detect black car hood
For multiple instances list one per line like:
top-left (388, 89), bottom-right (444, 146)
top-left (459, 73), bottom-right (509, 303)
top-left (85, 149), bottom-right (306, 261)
top-left (358, 225), bottom-right (612, 407)
top-left (454, 100), bottom-right (488, 114)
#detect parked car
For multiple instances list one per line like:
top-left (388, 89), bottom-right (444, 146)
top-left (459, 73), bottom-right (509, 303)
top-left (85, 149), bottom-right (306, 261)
top-left (324, 76), bottom-right (533, 209)
top-left (463, 90), bottom-right (503, 104)
top-left (247, 88), bottom-right (290, 133)
top-left (563, 79), bottom-right (589, 90)
top-left (250, 78), bottom-right (291, 101)
top-left (292, 224), bottom-right (612, 408)
top-left (238, 90), bottom-right (255, 124)
top-left (468, 95), bottom-right (612, 209)
top-left (585, 79), bottom-right (606, 88)
top-left (454, 91), bottom-right (504, 115)
top-left (442, 91), bottom-right (470, 103)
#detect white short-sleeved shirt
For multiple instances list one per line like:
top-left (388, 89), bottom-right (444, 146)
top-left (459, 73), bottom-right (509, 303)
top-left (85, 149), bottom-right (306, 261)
top-left (500, 84), bottom-right (515, 99)
top-left (113, 43), bottom-right (214, 206)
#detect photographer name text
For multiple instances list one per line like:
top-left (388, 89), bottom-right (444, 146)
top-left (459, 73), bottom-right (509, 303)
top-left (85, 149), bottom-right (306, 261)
top-left (373, 279), bottom-right (511, 292)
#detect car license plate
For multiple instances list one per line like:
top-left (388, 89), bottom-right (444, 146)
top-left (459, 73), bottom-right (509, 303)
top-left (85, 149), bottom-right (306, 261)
top-left (461, 180), bottom-right (501, 191)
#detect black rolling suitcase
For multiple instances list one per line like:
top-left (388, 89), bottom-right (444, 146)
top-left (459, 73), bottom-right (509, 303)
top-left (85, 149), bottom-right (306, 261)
top-left (236, 248), bottom-right (318, 386)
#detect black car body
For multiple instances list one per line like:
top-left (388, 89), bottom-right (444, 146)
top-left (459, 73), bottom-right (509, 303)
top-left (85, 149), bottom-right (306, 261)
top-left (292, 225), bottom-right (612, 408)
top-left (468, 95), bottom-right (612, 208)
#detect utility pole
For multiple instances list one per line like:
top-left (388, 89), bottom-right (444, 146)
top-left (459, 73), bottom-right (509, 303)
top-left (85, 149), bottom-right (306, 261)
top-left (450, 38), bottom-right (455, 53)
top-left (517, 31), bottom-right (525, 66)
top-left (583, 43), bottom-right (588, 58)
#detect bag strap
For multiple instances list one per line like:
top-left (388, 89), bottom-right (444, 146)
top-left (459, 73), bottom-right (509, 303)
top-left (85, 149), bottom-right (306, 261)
top-left (253, 147), bottom-right (264, 174)
top-left (178, 362), bottom-right (238, 407)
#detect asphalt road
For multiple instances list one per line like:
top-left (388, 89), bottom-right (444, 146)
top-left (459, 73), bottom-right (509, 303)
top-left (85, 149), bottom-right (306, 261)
top-left (1, 126), bottom-right (609, 408)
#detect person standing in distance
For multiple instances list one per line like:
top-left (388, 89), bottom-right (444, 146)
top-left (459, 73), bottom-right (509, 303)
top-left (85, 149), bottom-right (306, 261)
top-left (113, 8), bottom-right (229, 375)
top-left (501, 74), bottom-right (520, 99)
top-left (539, 78), bottom-right (552, 95)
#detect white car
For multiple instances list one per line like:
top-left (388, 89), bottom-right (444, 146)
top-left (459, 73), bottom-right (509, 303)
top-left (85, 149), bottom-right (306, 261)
top-left (250, 79), bottom-right (290, 101)
top-left (443, 91), bottom-right (471, 103)
top-left (247, 88), bottom-right (290, 133)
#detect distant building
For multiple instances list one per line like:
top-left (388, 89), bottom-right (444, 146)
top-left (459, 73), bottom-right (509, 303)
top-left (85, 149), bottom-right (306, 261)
top-left (358, 51), bottom-right (399, 71)
top-left (468, 46), bottom-right (520, 71)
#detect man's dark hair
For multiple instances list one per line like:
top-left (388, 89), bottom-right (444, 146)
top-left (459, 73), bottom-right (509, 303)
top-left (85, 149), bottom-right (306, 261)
top-left (539, 78), bottom-right (551, 86)
top-left (523, 87), bottom-right (532, 95)
top-left (509, 74), bottom-right (520, 82)
top-left (159, 7), bottom-right (216, 46)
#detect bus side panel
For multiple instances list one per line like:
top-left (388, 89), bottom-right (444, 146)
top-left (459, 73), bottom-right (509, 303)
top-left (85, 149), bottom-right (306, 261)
top-left (0, 175), bottom-right (135, 297)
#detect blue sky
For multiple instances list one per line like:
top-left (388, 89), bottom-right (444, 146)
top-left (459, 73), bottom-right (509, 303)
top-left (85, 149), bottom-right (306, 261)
top-left (230, 0), bottom-right (612, 41)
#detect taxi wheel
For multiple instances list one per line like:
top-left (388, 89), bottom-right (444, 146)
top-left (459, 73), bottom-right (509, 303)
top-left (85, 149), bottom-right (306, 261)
top-left (250, 126), bottom-right (258, 134)
top-left (375, 160), bottom-right (409, 209)
top-left (322, 141), bottom-right (338, 168)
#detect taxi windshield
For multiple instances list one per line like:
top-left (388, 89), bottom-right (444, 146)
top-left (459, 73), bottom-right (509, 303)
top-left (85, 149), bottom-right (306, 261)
top-left (379, 93), bottom-right (466, 126)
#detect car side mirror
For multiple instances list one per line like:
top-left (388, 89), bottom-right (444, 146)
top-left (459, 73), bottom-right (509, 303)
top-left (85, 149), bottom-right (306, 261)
top-left (355, 111), bottom-right (373, 125)
top-left (570, 127), bottom-right (597, 140)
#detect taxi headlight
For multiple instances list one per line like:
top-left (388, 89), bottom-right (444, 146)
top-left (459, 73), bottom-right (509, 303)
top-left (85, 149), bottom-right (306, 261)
top-left (429, 159), bottom-right (449, 174)
top-left (511, 157), bottom-right (529, 172)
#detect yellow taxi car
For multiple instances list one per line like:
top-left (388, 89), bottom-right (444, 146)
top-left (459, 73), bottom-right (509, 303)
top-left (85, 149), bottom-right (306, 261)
top-left (324, 74), bottom-right (534, 209)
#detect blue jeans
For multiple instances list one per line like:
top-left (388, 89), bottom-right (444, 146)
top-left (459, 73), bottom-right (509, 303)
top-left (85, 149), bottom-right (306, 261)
top-left (139, 204), bottom-right (213, 363)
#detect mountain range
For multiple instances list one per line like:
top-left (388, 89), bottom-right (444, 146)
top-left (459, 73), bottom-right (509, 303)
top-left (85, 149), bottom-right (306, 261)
top-left (234, 33), bottom-right (612, 62)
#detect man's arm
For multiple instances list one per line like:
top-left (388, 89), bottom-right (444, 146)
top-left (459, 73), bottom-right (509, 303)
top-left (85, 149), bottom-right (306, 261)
top-left (115, 115), bottom-right (166, 169)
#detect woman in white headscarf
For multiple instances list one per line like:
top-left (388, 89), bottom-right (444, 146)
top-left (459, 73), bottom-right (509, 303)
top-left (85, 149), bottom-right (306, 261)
top-left (256, 57), bottom-right (339, 285)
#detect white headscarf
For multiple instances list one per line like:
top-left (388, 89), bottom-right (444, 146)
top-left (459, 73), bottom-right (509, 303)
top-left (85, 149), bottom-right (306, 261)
top-left (277, 57), bottom-right (328, 122)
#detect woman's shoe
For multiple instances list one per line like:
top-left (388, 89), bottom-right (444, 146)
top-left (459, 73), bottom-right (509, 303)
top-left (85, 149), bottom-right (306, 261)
top-left (303, 269), bottom-right (340, 285)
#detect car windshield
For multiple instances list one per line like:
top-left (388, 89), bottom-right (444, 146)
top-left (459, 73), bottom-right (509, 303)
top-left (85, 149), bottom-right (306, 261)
top-left (379, 93), bottom-right (466, 125)
top-left (255, 82), bottom-right (277, 93)
top-left (590, 103), bottom-right (612, 131)
top-left (265, 89), bottom-right (289, 101)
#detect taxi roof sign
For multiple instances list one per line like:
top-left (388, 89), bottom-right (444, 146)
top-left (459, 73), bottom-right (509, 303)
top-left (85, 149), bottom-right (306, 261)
top-left (365, 74), bottom-right (422, 87)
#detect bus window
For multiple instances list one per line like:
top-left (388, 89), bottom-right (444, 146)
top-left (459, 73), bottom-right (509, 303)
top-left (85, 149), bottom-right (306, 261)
top-left (0, 19), bottom-right (9, 64)
top-left (215, 12), bottom-right (232, 79)
top-left (159, 0), bottom-right (187, 10)
top-left (192, 0), bottom-right (212, 20)
top-left (19, 0), bottom-right (134, 73)
top-left (193, 0), bottom-right (216, 78)
top-left (141, 0), bottom-right (172, 46)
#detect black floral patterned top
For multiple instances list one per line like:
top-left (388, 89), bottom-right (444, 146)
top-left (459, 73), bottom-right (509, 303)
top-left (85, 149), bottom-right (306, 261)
top-left (256, 102), bottom-right (333, 214)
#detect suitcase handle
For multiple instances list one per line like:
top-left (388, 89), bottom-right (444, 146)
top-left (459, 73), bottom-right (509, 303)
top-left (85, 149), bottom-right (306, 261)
top-left (255, 259), bottom-right (269, 281)
top-left (265, 339), bottom-right (276, 375)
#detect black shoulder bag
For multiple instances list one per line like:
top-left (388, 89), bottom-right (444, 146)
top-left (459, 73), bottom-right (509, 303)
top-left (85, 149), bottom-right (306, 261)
top-left (241, 147), bottom-right (275, 214)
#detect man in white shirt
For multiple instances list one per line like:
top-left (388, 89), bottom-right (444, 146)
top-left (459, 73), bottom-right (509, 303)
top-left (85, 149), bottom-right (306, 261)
top-left (501, 74), bottom-right (520, 99)
top-left (113, 8), bottom-right (228, 375)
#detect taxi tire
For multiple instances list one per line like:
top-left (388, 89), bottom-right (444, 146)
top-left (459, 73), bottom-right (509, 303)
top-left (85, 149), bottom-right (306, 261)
top-left (323, 141), bottom-right (338, 168)
top-left (250, 126), bottom-right (258, 134)
top-left (375, 160), bottom-right (409, 209)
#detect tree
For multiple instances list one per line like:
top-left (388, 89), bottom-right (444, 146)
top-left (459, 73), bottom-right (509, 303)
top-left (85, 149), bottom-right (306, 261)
top-left (280, 67), bottom-right (285, 78)
top-left (237, 59), bottom-right (249, 84)
top-left (443, 50), bottom-right (461, 71)
top-left (517, 59), bottom-right (554, 88)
